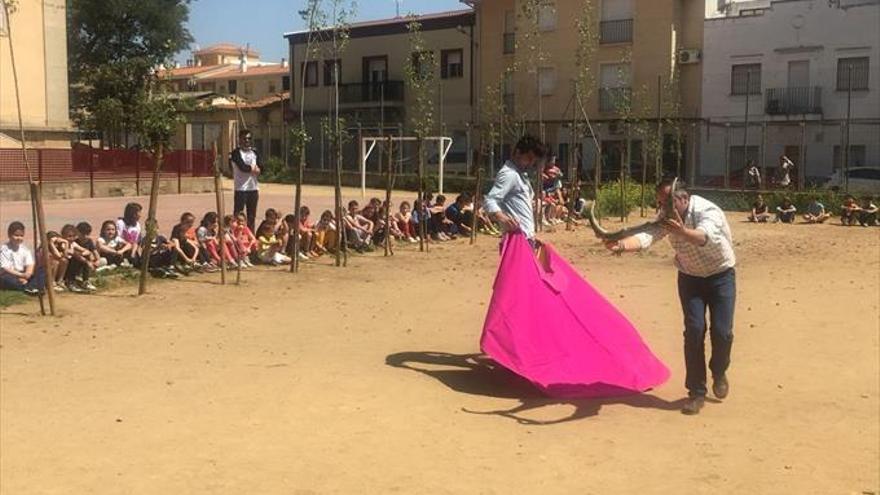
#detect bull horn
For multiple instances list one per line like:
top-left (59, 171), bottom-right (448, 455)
top-left (586, 177), bottom-right (680, 242)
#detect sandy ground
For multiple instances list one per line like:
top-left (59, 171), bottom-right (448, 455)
top-left (0, 191), bottom-right (878, 494)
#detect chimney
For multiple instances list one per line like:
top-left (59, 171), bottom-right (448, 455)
top-left (281, 57), bottom-right (288, 68)
top-left (239, 47), bottom-right (248, 73)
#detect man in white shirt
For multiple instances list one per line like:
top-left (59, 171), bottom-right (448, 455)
top-left (484, 135), bottom-right (546, 244)
top-left (231, 129), bottom-right (261, 232)
top-left (0, 221), bottom-right (44, 295)
top-left (605, 179), bottom-right (737, 415)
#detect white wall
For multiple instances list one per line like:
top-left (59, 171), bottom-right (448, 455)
top-left (700, 0), bottom-right (880, 179)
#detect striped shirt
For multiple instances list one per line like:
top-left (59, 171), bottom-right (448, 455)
top-left (484, 161), bottom-right (535, 239)
top-left (634, 195), bottom-right (736, 278)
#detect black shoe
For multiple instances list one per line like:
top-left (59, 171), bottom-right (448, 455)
top-left (713, 375), bottom-right (729, 399)
top-left (681, 396), bottom-right (705, 415)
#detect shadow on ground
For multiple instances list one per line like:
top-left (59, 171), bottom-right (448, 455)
top-left (386, 351), bottom-right (687, 425)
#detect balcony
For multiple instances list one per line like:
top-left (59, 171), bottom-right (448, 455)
top-left (338, 81), bottom-right (405, 105)
top-left (503, 32), bottom-right (516, 54)
top-left (600, 19), bottom-right (633, 44)
top-left (765, 87), bottom-right (822, 115)
top-left (599, 87), bottom-right (632, 113)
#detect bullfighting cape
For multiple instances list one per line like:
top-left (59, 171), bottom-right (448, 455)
top-left (480, 233), bottom-right (669, 398)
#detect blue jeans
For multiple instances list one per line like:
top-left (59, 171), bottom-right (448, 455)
top-left (0, 268), bottom-right (46, 292)
top-left (677, 268), bottom-right (736, 398)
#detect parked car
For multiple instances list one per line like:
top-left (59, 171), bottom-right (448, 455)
top-left (823, 167), bottom-right (880, 194)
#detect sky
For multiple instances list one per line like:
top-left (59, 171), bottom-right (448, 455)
top-left (177, 0), bottom-right (467, 64)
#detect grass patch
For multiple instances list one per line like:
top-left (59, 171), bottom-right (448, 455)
top-left (0, 290), bottom-right (29, 308)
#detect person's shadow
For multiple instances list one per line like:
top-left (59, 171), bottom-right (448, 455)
top-left (385, 351), bottom-right (687, 425)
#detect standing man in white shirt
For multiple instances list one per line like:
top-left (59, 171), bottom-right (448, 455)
top-left (605, 179), bottom-right (737, 415)
top-left (484, 135), bottom-right (546, 245)
top-left (231, 129), bottom-right (261, 232)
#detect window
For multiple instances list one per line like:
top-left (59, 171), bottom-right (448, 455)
top-left (244, 81), bottom-right (253, 95)
top-left (728, 145), bottom-right (760, 171)
top-left (837, 57), bottom-right (869, 91)
top-left (833, 145), bottom-right (867, 170)
top-left (301, 61), bottom-right (318, 87)
top-left (538, 67), bottom-right (556, 96)
top-left (411, 51), bottom-right (434, 79)
top-left (282, 75), bottom-right (291, 91)
top-left (599, 63), bottom-right (631, 112)
top-left (441, 49), bottom-right (464, 79)
top-left (538, 3), bottom-right (557, 31)
top-left (731, 64), bottom-right (761, 95)
top-left (268, 80), bottom-right (276, 93)
top-left (323, 59), bottom-right (340, 86)
top-left (228, 80), bottom-right (238, 95)
top-left (600, 0), bottom-right (634, 43)
top-left (503, 10), bottom-right (516, 54)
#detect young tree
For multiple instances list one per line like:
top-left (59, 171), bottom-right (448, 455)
top-left (609, 51), bottom-right (648, 223)
top-left (572, 0), bottom-right (599, 226)
top-left (290, 1), bottom-right (325, 273)
top-left (403, 18), bottom-right (438, 253)
top-left (68, 0), bottom-right (193, 146)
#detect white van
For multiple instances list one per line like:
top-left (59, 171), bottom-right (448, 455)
top-left (823, 167), bottom-right (880, 194)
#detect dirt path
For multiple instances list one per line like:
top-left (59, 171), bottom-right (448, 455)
top-left (1, 215), bottom-right (878, 494)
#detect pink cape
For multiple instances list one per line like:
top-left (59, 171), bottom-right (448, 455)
top-left (480, 234), bottom-right (670, 398)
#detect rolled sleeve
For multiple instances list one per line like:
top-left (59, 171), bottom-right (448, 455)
top-left (484, 168), bottom-right (514, 214)
top-left (696, 209), bottom-right (725, 245)
top-left (634, 223), bottom-right (665, 250)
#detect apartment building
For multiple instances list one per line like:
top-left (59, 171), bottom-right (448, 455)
top-left (467, 0), bottom-right (704, 180)
top-left (0, 0), bottom-right (73, 148)
top-left (286, 9), bottom-right (476, 173)
top-left (701, 0), bottom-right (879, 186)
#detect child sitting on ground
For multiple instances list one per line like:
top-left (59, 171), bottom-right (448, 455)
top-left (344, 200), bottom-right (374, 252)
top-left (840, 195), bottom-right (861, 226)
top-left (394, 201), bottom-right (418, 243)
top-left (146, 223), bottom-right (180, 279)
top-left (171, 212), bottom-right (202, 274)
top-left (859, 197), bottom-right (878, 227)
top-left (256, 220), bottom-right (291, 265)
top-left (298, 206), bottom-right (318, 259)
top-left (233, 213), bottom-right (258, 267)
top-left (62, 223), bottom-right (99, 292)
top-left (197, 212), bottom-right (231, 268)
top-left (775, 198), bottom-right (797, 224)
top-left (748, 194), bottom-right (772, 223)
top-left (313, 210), bottom-right (337, 254)
top-left (45, 231), bottom-right (69, 292)
top-left (0, 221), bottom-right (45, 295)
top-left (804, 199), bottom-right (832, 224)
top-left (96, 220), bottom-right (133, 267)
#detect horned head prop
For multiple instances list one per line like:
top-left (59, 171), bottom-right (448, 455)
top-left (587, 178), bottom-right (679, 242)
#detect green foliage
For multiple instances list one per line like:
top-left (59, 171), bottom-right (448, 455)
top-left (0, 290), bottom-right (27, 308)
top-left (132, 89), bottom-right (186, 151)
top-left (595, 180), bottom-right (643, 218)
top-left (67, 0), bottom-right (193, 140)
top-left (403, 19), bottom-right (438, 139)
top-left (261, 157), bottom-right (295, 183)
top-left (691, 188), bottom-right (847, 214)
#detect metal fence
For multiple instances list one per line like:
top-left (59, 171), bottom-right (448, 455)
top-left (0, 148), bottom-right (215, 196)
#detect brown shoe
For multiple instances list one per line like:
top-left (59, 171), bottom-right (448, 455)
top-left (713, 375), bottom-right (729, 399)
top-left (681, 396), bottom-right (705, 415)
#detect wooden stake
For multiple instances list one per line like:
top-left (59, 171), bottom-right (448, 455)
top-left (212, 142), bottom-right (227, 285)
top-left (470, 167), bottom-right (482, 245)
top-left (384, 137), bottom-right (394, 257)
top-left (291, 152), bottom-right (303, 273)
top-left (138, 144), bottom-right (164, 296)
top-left (417, 139), bottom-right (426, 253)
top-left (640, 136), bottom-right (648, 218)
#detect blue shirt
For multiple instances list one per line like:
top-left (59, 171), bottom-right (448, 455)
top-left (484, 161), bottom-right (535, 239)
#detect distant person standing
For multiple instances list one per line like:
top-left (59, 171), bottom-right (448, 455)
top-left (778, 155), bottom-right (794, 188)
top-left (231, 129), bottom-right (261, 232)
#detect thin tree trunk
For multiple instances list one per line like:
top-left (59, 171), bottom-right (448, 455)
top-left (620, 127), bottom-right (628, 224)
top-left (417, 139), bottom-right (426, 252)
top-left (470, 167), bottom-right (482, 245)
top-left (640, 136), bottom-right (648, 218)
top-left (212, 142), bottom-right (227, 285)
top-left (291, 154), bottom-right (304, 272)
top-left (138, 144), bottom-right (164, 296)
top-left (384, 137), bottom-right (394, 257)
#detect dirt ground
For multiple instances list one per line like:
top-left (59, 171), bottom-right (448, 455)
top-left (0, 190), bottom-right (878, 494)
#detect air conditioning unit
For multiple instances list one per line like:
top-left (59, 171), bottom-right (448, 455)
top-left (677, 49), bottom-right (702, 65)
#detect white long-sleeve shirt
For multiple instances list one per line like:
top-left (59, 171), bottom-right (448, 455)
top-left (634, 195), bottom-right (736, 278)
top-left (484, 161), bottom-right (535, 239)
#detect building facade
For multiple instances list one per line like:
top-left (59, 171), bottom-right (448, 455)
top-left (0, 0), bottom-right (73, 148)
top-left (701, 0), bottom-right (879, 186)
top-left (468, 0), bottom-right (704, 181)
top-left (286, 10), bottom-right (476, 175)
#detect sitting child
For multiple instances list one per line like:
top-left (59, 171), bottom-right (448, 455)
top-left (147, 224), bottom-right (180, 279)
top-left (394, 201), bottom-right (418, 243)
top-left (859, 197), bottom-right (878, 227)
top-left (198, 212), bottom-right (233, 267)
top-left (775, 198), bottom-right (797, 224)
top-left (170, 212), bottom-right (202, 274)
top-left (313, 210), bottom-right (337, 254)
top-left (298, 206), bottom-right (318, 259)
top-left (0, 221), bottom-right (45, 295)
top-left (840, 195), bottom-right (861, 226)
top-left (803, 199), bottom-right (831, 224)
top-left (96, 220), bottom-right (133, 267)
top-left (748, 194), bottom-right (772, 223)
top-left (45, 231), bottom-right (69, 292)
top-left (62, 223), bottom-right (100, 292)
top-left (232, 213), bottom-right (258, 267)
top-left (256, 220), bottom-right (291, 265)
top-left (222, 215), bottom-right (245, 268)
top-left (344, 200), bottom-right (374, 252)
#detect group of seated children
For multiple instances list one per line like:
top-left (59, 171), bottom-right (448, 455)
top-left (749, 194), bottom-right (878, 225)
